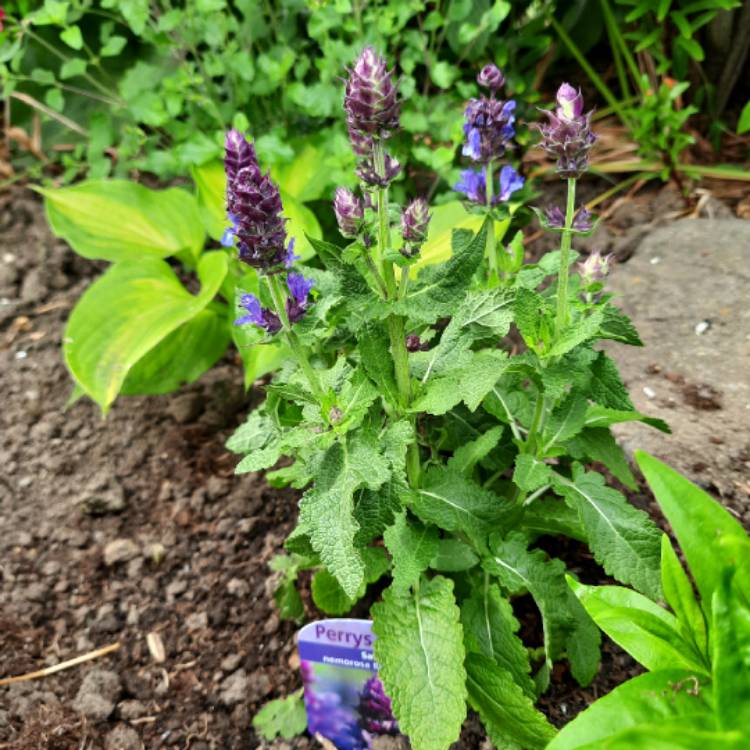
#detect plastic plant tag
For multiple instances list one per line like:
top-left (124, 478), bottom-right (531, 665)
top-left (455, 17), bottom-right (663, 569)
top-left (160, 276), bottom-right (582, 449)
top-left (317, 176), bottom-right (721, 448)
top-left (298, 618), bottom-right (402, 749)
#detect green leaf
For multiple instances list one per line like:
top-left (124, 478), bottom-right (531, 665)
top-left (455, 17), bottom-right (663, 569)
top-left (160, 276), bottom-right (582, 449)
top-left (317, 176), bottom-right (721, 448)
top-left (598, 303), bottom-right (643, 346)
top-left (384, 511), bottom-right (439, 594)
top-left (274, 576), bottom-right (304, 621)
top-left (462, 581), bottom-right (535, 697)
top-left (712, 570), bottom-right (750, 732)
top-left (38, 181), bottom-right (205, 262)
top-left (252, 694), bottom-right (307, 741)
top-left (59, 58), bottom-right (87, 79)
top-left (569, 579), bottom-right (707, 673)
top-left (120, 307), bottom-right (230, 396)
top-left (584, 405), bottom-right (670, 433)
top-left (299, 433), bottom-right (390, 598)
top-left (372, 577), bottom-right (467, 750)
top-left (547, 309), bottom-right (604, 358)
top-left (190, 161), bottom-right (321, 256)
top-left (448, 426), bottom-right (504, 475)
top-left (430, 539), bottom-right (480, 572)
top-left (359, 322), bottom-right (399, 406)
top-left (411, 466), bottom-right (514, 546)
top-left (553, 467), bottom-right (662, 598)
top-left (311, 569), bottom-right (356, 615)
top-left (466, 654), bottom-right (556, 750)
top-left (546, 670), bottom-right (713, 750)
top-left (661, 535), bottom-right (708, 661)
top-left (513, 454), bottom-right (552, 493)
top-left (542, 393), bottom-right (589, 452)
top-left (738, 100), bottom-right (750, 135)
top-left (60, 25), bottom-right (83, 50)
top-left (64, 252), bottom-right (228, 411)
top-left (567, 427), bottom-right (637, 490)
top-left (394, 221), bottom-right (488, 324)
top-left (514, 287), bottom-right (547, 347)
top-left (636, 451), bottom-right (750, 604)
top-left (589, 351), bottom-right (635, 410)
top-left (100, 34), bottom-right (127, 56)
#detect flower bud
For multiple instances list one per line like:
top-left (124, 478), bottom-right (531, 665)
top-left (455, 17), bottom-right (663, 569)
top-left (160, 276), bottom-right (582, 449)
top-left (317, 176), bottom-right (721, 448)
top-left (400, 197), bottom-right (431, 257)
top-left (405, 334), bottom-right (430, 352)
top-left (286, 272), bottom-right (315, 324)
top-left (234, 293), bottom-right (281, 334)
top-left (224, 128), bottom-right (257, 188)
top-left (579, 251), bottom-right (612, 282)
top-left (334, 188), bottom-right (364, 238)
top-left (356, 152), bottom-right (401, 188)
top-left (344, 47), bottom-right (400, 140)
top-left (462, 97), bottom-right (516, 164)
top-left (544, 205), bottom-right (593, 231)
top-left (477, 63), bottom-right (505, 91)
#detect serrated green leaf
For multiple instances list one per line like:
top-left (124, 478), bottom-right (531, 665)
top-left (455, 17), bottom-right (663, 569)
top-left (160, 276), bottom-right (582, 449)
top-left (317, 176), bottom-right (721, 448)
top-left (64, 253), bottom-right (227, 411)
top-left (553, 468), bottom-right (662, 598)
top-left (462, 581), bottom-right (535, 697)
top-left (448, 425), bottom-right (504, 475)
top-left (513, 454), bottom-right (552, 493)
top-left (38, 181), bottom-right (205, 262)
top-left (514, 287), bottom-right (547, 346)
top-left (542, 393), bottom-right (588, 452)
top-left (384, 511), bottom-right (439, 594)
top-left (590, 351), bottom-right (635, 410)
top-left (585, 405), bottom-right (670, 433)
top-left (311, 569), bottom-right (356, 615)
top-left (547, 309), bottom-right (604, 358)
top-left (253, 694), bottom-right (307, 740)
top-left (430, 538), bottom-right (480, 572)
top-left (567, 427), bottom-right (637, 490)
top-left (359, 322), bottom-right (399, 405)
top-left (354, 482), bottom-right (403, 546)
top-left (466, 654), bottom-right (556, 749)
top-left (522, 498), bottom-right (588, 542)
top-left (373, 577), bottom-right (467, 750)
top-left (598, 303), bottom-right (643, 346)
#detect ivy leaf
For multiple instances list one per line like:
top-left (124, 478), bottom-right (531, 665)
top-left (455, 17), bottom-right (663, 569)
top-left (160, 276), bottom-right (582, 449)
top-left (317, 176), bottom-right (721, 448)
top-left (448, 426), bottom-right (504, 475)
top-left (597, 303), bottom-right (643, 346)
top-left (410, 466), bottom-right (515, 547)
top-left (513, 454), bottom-right (552, 493)
top-left (590, 351), bottom-right (635, 410)
top-left (462, 581), bottom-right (535, 697)
top-left (394, 221), bottom-right (488, 325)
top-left (466, 654), bottom-right (556, 750)
top-left (372, 577), bottom-right (467, 750)
top-left (384, 511), bottom-right (439, 594)
top-left (552, 467), bottom-right (662, 599)
top-left (252, 694), bottom-right (307, 741)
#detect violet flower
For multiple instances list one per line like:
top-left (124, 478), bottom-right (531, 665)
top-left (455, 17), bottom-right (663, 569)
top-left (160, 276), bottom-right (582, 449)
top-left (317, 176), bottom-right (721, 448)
top-left (544, 206), bottom-right (593, 232)
top-left (286, 272), bottom-right (315, 324)
top-left (579, 251), bottom-right (613, 282)
top-left (538, 83), bottom-right (596, 178)
top-left (454, 165), bottom-right (524, 205)
top-left (224, 129), bottom-right (290, 271)
top-left (344, 47), bottom-right (400, 141)
top-left (400, 197), bottom-right (431, 257)
top-left (234, 294), bottom-right (281, 334)
top-left (334, 188), bottom-right (365, 238)
top-left (462, 95), bottom-right (516, 164)
top-left (358, 676), bottom-right (399, 736)
top-left (356, 152), bottom-right (401, 188)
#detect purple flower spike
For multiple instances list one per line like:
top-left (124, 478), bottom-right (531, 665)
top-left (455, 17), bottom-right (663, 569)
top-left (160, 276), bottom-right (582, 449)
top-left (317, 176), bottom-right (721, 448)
top-left (344, 47), bottom-right (400, 140)
top-left (358, 676), bottom-right (399, 736)
top-left (537, 83), bottom-right (596, 178)
top-left (497, 165), bottom-right (525, 201)
top-left (462, 95), bottom-right (516, 164)
top-left (334, 188), bottom-right (364, 238)
top-left (224, 130), bottom-right (289, 271)
top-left (234, 293), bottom-right (281, 334)
top-left (286, 272), bottom-right (314, 324)
top-left (478, 63), bottom-right (505, 91)
top-left (400, 197), bottom-right (431, 257)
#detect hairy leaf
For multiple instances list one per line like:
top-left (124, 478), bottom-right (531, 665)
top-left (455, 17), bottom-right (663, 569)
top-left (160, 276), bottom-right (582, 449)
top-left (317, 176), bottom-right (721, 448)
top-left (449, 426), bottom-right (504, 475)
top-left (589, 351), bottom-right (635, 410)
top-left (372, 577), bottom-right (467, 750)
top-left (252, 694), bottom-right (307, 741)
top-left (542, 393), bottom-right (588, 452)
top-left (597, 303), bottom-right (643, 346)
top-left (567, 427), bottom-right (637, 490)
top-left (513, 454), bottom-right (552, 493)
top-left (311, 569), bottom-right (356, 615)
top-left (384, 512), bottom-right (439, 594)
top-left (430, 539), bottom-right (480, 572)
top-left (584, 404), bottom-right (670, 433)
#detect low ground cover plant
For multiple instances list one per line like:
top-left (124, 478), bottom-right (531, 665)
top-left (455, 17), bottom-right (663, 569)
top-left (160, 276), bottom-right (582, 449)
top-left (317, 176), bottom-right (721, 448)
top-left (550, 452), bottom-right (750, 749)
top-left (228, 48), bottom-right (670, 749)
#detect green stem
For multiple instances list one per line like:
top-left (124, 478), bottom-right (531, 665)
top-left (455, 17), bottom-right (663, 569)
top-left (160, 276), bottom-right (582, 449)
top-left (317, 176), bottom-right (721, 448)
top-left (267, 275), bottom-right (323, 400)
top-left (485, 160), bottom-right (497, 283)
top-left (555, 177), bottom-right (577, 337)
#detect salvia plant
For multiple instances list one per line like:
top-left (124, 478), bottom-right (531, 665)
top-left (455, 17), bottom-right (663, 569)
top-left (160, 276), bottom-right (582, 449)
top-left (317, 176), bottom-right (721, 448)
top-left (229, 49), bottom-right (669, 750)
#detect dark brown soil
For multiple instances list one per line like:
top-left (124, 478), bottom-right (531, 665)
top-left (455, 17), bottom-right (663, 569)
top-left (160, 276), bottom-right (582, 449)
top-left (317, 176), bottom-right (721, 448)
top-left (0, 183), bottom-right (727, 749)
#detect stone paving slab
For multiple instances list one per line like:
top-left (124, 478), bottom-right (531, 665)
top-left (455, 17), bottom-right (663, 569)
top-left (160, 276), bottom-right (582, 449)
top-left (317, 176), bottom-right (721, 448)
top-left (604, 218), bottom-right (750, 523)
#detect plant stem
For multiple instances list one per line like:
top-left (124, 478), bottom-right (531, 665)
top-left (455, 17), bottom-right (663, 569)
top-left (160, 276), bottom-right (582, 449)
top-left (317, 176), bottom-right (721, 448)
top-left (485, 160), bottom-right (497, 283)
top-left (554, 177), bottom-right (577, 337)
top-left (267, 275), bottom-right (323, 400)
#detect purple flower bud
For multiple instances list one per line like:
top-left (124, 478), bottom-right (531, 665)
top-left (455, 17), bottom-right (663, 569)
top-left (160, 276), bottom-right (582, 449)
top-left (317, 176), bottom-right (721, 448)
top-left (537, 83), bottom-right (596, 178)
top-left (358, 676), bottom-right (399, 736)
top-left (284, 238), bottom-right (300, 268)
top-left (234, 293), bottom-right (281, 334)
top-left (454, 166), bottom-right (524, 205)
top-left (400, 197), bottom-right (431, 257)
top-left (344, 47), bottom-right (400, 140)
top-left (348, 124), bottom-right (374, 158)
top-left (334, 188), bottom-right (364, 238)
top-left (405, 334), bottom-right (430, 352)
top-left (556, 83), bottom-right (584, 120)
top-left (356, 152), bottom-right (401, 188)
top-left (477, 63), bottom-right (505, 91)
top-left (224, 129), bottom-right (289, 271)
top-left (579, 251), bottom-right (613, 282)
top-left (544, 205), bottom-right (566, 228)
top-left (573, 207), bottom-right (593, 231)
top-left (462, 97), bottom-right (516, 164)
top-left (544, 205), bottom-right (593, 231)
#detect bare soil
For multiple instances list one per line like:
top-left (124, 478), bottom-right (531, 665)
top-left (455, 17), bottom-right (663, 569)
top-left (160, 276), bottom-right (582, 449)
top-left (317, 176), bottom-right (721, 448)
top-left (0, 183), bottom-right (739, 749)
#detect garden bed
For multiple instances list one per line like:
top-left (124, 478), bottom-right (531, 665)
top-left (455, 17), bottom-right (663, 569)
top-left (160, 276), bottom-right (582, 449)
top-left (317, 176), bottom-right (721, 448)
top-left (0, 182), bottom-right (746, 750)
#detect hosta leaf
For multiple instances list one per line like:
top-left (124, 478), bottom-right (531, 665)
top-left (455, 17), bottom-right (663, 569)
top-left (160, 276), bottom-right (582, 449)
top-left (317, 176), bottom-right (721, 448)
top-left (64, 252), bottom-right (228, 411)
top-left (384, 511), bottom-right (439, 594)
top-left (466, 654), bottom-right (556, 750)
top-left (462, 581), bottom-right (535, 697)
top-left (553, 467), bottom-right (662, 599)
top-left (372, 577), bottom-right (467, 750)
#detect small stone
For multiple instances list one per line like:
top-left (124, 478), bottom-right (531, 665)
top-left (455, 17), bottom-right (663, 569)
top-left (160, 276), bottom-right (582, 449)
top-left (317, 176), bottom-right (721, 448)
top-left (79, 484), bottom-right (126, 516)
top-left (246, 668), bottom-right (273, 702)
top-left (219, 669), bottom-right (248, 706)
top-left (104, 724), bottom-right (142, 750)
top-left (167, 392), bottom-right (203, 424)
top-left (24, 582), bottom-right (49, 602)
top-left (165, 578), bottom-right (187, 600)
top-left (73, 669), bottom-right (122, 720)
top-left (104, 539), bottom-right (139, 566)
top-left (185, 611), bottom-right (208, 631)
top-left (220, 653), bottom-right (242, 672)
top-left (227, 578), bottom-right (249, 597)
top-left (117, 700), bottom-right (147, 720)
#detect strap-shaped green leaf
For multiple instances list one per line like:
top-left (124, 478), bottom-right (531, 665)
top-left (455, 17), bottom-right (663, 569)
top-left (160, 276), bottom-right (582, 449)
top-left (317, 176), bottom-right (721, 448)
top-left (39, 180), bottom-right (205, 262)
top-left (372, 576), bottom-right (467, 750)
top-left (64, 251), bottom-right (228, 411)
